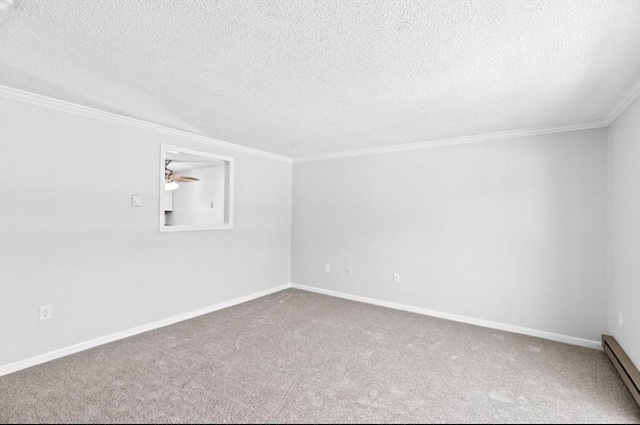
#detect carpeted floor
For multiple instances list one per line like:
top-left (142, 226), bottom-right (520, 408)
top-left (1, 288), bottom-right (638, 423)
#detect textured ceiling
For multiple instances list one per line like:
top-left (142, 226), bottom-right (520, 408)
top-left (1, 0), bottom-right (639, 157)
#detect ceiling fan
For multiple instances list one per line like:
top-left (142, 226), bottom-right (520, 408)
top-left (165, 160), bottom-right (200, 191)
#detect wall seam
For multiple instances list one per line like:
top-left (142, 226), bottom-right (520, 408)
top-left (605, 124), bottom-right (611, 337)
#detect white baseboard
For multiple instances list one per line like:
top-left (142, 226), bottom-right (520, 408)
top-left (1, 282), bottom-right (601, 376)
top-left (290, 283), bottom-right (602, 350)
top-left (0, 284), bottom-right (292, 377)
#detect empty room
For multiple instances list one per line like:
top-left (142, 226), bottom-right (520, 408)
top-left (0, 0), bottom-right (639, 423)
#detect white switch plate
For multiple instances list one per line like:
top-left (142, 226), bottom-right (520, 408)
top-left (131, 194), bottom-right (142, 206)
top-left (325, 264), bottom-right (330, 273)
top-left (618, 312), bottom-right (624, 328)
top-left (39, 305), bottom-right (52, 321)
top-left (393, 273), bottom-right (400, 283)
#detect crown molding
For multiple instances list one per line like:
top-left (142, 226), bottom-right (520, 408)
top-left (0, 85), bottom-right (293, 164)
top-left (293, 120), bottom-right (607, 164)
top-left (602, 76), bottom-right (640, 126)
top-left (4, 80), bottom-right (636, 166)
top-left (293, 75), bottom-right (639, 164)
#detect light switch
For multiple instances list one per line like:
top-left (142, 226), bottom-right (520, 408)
top-left (132, 194), bottom-right (142, 207)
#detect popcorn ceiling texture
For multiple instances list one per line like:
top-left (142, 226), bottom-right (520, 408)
top-left (0, 0), bottom-right (638, 157)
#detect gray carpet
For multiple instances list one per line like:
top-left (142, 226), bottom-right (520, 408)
top-left (1, 289), bottom-right (638, 424)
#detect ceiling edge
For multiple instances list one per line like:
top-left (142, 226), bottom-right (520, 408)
top-left (3, 81), bottom-right (635, 165)
top-left (293, 76), bottom-right (640, 164)
top-left (0, 85), bottom-right (293, 164)
top-left (293, 120), bottom-right (607, 164)
top-left (602, 76), bottom-right (640, 126)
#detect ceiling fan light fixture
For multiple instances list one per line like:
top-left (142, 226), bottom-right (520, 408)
top-left (165, 180), bottom-right (179, 191)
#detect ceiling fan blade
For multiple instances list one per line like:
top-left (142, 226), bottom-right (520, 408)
top-left (172, 175), bottom-right (200, 182)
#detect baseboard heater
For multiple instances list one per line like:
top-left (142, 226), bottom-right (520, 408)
top-left (602, 335), bottom-right (640, 406)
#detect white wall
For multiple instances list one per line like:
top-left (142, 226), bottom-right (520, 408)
top-left (1, 92), bottom-right (627, 370)
top-left (167, 165), bottom-right (226, 227)
top-left (293, 129), bottom-right (608, 343)
top-left (607, 96), bottom-right (640, 369)
top-left (0, 98), bottom-right (292, 367)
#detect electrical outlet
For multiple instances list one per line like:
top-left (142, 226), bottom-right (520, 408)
top-left (346, 268), bottom-right (352, 275)
top-left (325, 264), bottom-right (330, 273)
top-left (618, 312), bottom-right (624, 328)
top-left (39, 305), bottom-right (52, 321)
top-left (393, 273), bottom-right (400, 283)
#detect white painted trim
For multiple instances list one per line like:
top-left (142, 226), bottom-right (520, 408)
top-left (0, 85), bottom-right (292, 164)
top-left (0, 282), bottom-right (602, 375)
top-left (3, 79), bottom-right (636, 165)
top-left (159, 223), bottom-right (235, 232)
top-left (293, 121), bottom-right (607, 163)
top-left (291, 283), bottom-right (602, 350)
top-left (293, 78), bottom-right (639, 164)
top-left (0, 284), bottom-right (292, 377)
top-left (602, 76), bottom-right (640, 126)
top-left (159, 144), bottom-right (235, 232)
